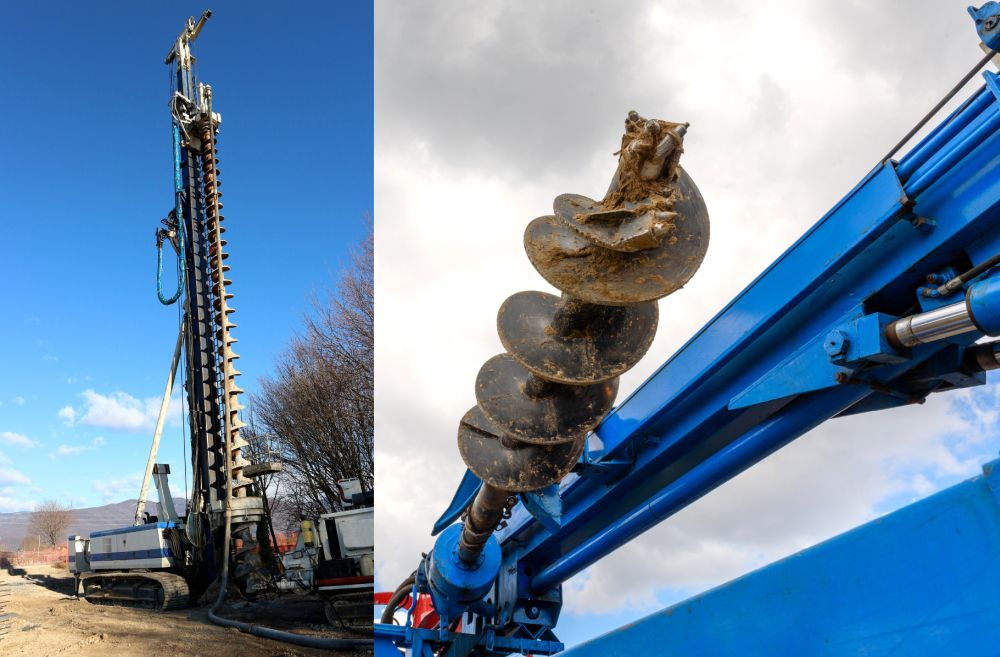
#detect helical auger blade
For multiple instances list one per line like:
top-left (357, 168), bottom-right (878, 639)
top-left (454, 112), bottom-right (710, 565)
top-left (199, 85), bottom-right (252, 499)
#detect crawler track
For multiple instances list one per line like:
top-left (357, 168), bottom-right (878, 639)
top-left (323, 591), bottom-right (374, 633)
top-left (0, 579), bottom-right (11, 639)
top-left (81, 571), bottom-right (190, 611)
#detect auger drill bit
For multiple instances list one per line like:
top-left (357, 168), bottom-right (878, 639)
top-left (450, 112), bottom-right (709, 578)
top-left (199, 85), bottom-right (251, 499)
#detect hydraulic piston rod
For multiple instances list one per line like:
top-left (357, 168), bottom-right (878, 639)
top-left (887, 300), bottom-right (976, 347)
top-left (887, 275), bottom-right (1000, 348)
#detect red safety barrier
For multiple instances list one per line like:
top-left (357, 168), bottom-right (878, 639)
top-left (0, 545), bottom-right (68, 568)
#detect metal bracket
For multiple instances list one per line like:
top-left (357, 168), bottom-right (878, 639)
top-left (731, 313), bottom-right (906, 409)
top-left (572, 441), bottom-right (634, 483)
top-left (970, 4), bottom-right (1000, 52)
top-left (519, 485), bottom-right (562, 534)
top-left (433, 468), bottom-right (483, 536)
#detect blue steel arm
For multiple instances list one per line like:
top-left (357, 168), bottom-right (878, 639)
top-left (560, 458), bottom-right (1000, 656)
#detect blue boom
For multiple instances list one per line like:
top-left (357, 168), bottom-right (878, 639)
top-left (377, 4), bottom-right (1000, 655)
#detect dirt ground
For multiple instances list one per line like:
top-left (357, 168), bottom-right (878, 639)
top-left (0, 565), bottom-right (372, 656)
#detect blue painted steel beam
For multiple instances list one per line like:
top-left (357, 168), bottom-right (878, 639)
top-left (559, 458), bottom-right (1000, 656)
top-left (494, 71), bottom-right (1000, 594)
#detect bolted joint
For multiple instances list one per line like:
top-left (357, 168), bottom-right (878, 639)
top-left (824, 330), bottom-right (850, 362)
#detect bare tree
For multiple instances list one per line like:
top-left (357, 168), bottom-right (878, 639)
top-left (251, 226), bottom-right (374, 521)
top-left (27, 500), bottom-right (72, 547)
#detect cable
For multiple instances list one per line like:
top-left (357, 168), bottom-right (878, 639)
top-left (180, 301), bottom-right (189, 505)
top-left (882, 48), bottom-right (998, 164)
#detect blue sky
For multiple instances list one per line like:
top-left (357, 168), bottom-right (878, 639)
top-left (0, 1), bottom-right (372, 514)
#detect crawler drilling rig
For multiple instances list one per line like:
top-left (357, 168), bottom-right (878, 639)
top-left (377, 4), bottom-right (1000, 656)
top-left (68, 9), bottom-right (269, 611)
top-left (66, 14), bottom-right (372, 650)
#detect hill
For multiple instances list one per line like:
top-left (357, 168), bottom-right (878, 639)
top-left (0, 498), bottom-right (186, 550)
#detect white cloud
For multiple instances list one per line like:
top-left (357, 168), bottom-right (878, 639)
top-left (10, 396), bottom-right (25, 407)
top-left (77, 389), bottom-right (182, 433)
top-left (0, 467), bottom-right (31, 486)
top-left (0, 431), bottom-right (36, 448)
top-left (58, 405), bottom-right (76, 426)
top-left (92, 473), bottom-right (143, 503)
top-left (374, 0), bottom-right (996, 621)
top-left (0, 485), bottom-right (36, 514)
top-left (54, 436), bottom-right (106, 457)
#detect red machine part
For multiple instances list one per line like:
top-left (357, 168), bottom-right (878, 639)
top-left (374, 590), bottom-right (441, 629)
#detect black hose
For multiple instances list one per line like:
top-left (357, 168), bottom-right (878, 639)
top-left (208, 605), bottom-right (372, 650)
top-left (206, 418), bottom-right (371, 650)
top-left (206, 505), bottom-right (373, 650)
top-left (937, 252), bottom-right (1000, 296)
top-left (379, 572), bottom-right (416, 624)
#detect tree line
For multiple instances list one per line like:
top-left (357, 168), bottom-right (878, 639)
top-left (245, 226), bottom-right (374, 530)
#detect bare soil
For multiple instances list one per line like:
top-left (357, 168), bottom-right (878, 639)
top-left (0, 565), bottom-right (371, 656)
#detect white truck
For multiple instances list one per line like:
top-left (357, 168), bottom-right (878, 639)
top-left (260, 478), bottom-right (375, 626)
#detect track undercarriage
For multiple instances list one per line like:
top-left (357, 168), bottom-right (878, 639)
top-left (322, 590), bottom-right (374, 632)
top-left (80, 571), bottom-right (190, 611)
top-left (0, 580), bottom-right (11, 639)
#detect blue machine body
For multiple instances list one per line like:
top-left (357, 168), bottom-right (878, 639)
top-left (377, 9), bottom-right (1000, 655)
top-left (563, 459), bottom-right (1000, 656)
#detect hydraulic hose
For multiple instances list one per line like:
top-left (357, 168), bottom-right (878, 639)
top-left (380, 572), bottom-right (416, 624)
top-left (935, 251), bottom-right (1000, 296)
top-left (157, 123), bottom-right (186, 305)
top-left (206, 460), bottom-right (373, 650)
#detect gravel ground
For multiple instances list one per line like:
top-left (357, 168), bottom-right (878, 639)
top-left (0, 565), bottom-right (371, 656)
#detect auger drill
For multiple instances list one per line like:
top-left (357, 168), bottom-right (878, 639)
top-left (69, 10), bottom-right (270, 611)
top-left (420, 112), bottom-right (710, 624)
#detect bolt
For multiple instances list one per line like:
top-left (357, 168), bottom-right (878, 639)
top-left (835, 371), bottom-right (850, 384)
top-left (824, 330), bottom-right (849, 358)
top-left (527, 605), bottom-right (540, 619)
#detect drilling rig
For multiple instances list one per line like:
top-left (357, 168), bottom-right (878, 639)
top-left (377, 4), bottom-right (1000, 656)
top-left (64, 15), bottom-right (373, 650)
top-left (66, 9), bottom-right (268, 611)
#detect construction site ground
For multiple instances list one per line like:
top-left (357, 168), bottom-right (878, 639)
top-left (0, 565), bottom-right (371, 656)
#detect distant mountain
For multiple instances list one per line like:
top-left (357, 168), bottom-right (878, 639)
top-left (0, 498), bottom-right (186, 551)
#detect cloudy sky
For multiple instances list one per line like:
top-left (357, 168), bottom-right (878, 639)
top-left (375, 0), bottom-right (997, 646)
